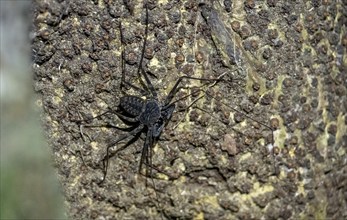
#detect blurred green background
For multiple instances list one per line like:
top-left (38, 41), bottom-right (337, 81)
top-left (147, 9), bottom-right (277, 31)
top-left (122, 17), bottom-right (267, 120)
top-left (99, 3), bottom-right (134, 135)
top-left (0, 1), bottom-right (66, 219)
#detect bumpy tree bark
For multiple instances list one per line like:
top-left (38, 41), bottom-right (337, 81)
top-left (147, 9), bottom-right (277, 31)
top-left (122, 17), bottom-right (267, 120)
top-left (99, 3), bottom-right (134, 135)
top-left (32, 0), bottom-right (347, 219)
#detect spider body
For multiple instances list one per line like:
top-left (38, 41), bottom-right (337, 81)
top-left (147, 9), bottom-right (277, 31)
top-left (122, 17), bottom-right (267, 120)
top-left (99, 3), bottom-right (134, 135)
top-left (120, 95), bottom-right (175, 135)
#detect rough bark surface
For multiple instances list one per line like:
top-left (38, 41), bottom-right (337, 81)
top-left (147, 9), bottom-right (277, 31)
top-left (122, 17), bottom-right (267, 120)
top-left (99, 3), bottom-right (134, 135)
top-left (32, 0), bottom-right (347, 219)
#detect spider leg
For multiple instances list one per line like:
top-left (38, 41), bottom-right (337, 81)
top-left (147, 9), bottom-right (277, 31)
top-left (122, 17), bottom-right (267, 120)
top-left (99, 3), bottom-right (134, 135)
top-left (119, 4), bottom-right (158, 98)
top-left (137, 4), bottom-right (158, 99)
top-left (100, 124), bottom-right (145, 184)
top-left (69, 109), bottom-right (113, 123)
top-left (139, 128), bottom-right (153, 177)
top-left (119, 22), bottom-right (149, 96)
top-left (139, 125), bottom-right (166, 219)
top-left (113, 111), bottom-right (139, 123)
top-left (204, 91), bottom-right (274, 145)
top-left (82, 123), bottom-right (125, 130)
top-left (142, 162), bottom-right (177, 180)
top-left (146, 130), bottom-right (153, 183)
top-left (161, 104), bottom-right (175, 120)
top-left (164, 75), bottom-right (225, 106)
top-left (139, 126), bottom-right (177, 180)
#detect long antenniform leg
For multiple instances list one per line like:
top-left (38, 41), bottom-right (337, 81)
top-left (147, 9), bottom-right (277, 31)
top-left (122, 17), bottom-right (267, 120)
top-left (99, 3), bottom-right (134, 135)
top-left (137, 4), bottom-right (158, 99)
top-left (119, 22), bottom-right (149, 96)
top-left (119, 4), bottom-right (158, 99)
top-left (164, 75), bottom-right (226, 106)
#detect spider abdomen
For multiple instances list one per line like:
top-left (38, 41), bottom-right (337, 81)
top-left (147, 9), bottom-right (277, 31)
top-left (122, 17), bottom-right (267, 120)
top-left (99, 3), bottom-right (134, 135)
top-left (120, 96), bottom-right (145, 116)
